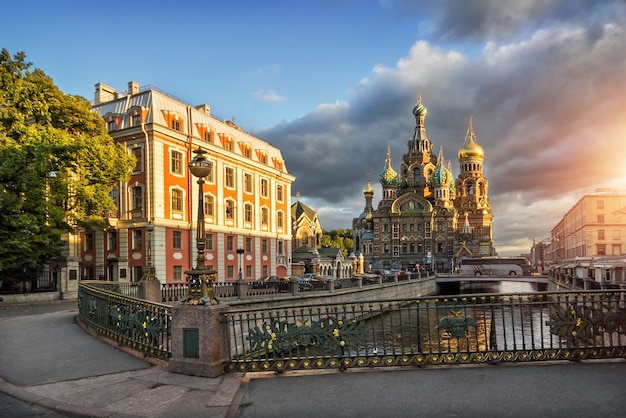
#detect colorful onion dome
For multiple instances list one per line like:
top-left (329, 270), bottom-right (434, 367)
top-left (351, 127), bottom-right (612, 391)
top-left (379, 147), bottom-right (400, 187)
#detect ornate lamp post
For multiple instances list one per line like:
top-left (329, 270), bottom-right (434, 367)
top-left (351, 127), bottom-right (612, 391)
top-left (236, 248), bottom-right (245, 282)
top-left (141, 222), bottom-right (156, 280)
top-left (181, 147), bottom-right (218, 305)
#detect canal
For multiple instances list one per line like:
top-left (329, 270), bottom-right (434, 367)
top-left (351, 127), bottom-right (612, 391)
top-left (459, 280), bottom-right (537, 295)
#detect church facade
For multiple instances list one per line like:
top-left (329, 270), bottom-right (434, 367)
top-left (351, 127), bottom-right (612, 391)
top-left (352, 94), bottom-right (496, 273)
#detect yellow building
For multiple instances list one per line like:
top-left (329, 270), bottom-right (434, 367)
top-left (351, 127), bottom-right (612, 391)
top-left (546, 188), bottom-right (626, 287)
top-left (88, 81), bottom-right (295, 283)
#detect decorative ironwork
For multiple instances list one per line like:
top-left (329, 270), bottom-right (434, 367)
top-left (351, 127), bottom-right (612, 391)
top-left (546, 301), bottom-right (626, 345)
top-left (225, 291), bottom-right (626, 373)
top-left (246, 315), bottom-right (367, 354)
top-left (437, 311), bottom-right (477, 338)
top-left (78, 281), bottom-right (171, 360)
top-left (180, 273), bottom-right (219, 305)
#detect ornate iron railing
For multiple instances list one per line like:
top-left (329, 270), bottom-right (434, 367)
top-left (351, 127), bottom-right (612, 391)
top-left (224, 290), bottom-right (626, 373)
top-left (78, 281), bottom-right (171, 360)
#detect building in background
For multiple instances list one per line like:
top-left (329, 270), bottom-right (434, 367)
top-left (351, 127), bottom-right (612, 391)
top-left (352, 93), bottom-right (495, 272)
top-left (291, 195), bottom-right (355, 278)
top-left (87, 81), bottom-right (295, 283)
top-left (538, 188), bottom-right (626, 288)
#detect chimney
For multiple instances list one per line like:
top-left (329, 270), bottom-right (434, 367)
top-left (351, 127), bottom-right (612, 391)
top-left (94, 83), bottom-right (117, 105)
top-left (196, 104), bottom-right (211, 116)
top-left (128, 81), bottom-right (140, 95)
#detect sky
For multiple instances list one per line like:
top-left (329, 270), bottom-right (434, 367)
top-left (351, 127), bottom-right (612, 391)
top-left (3, 0), bottom-right (626, 255)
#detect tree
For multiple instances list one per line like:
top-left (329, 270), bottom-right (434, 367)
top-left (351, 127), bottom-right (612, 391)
top-left (0, 49), bottom-right (135, 282)
top-left (321, 228), bottom-right (354, 257)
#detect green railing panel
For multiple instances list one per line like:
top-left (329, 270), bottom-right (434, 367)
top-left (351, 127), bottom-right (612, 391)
top-left (223, 290), bottom-right (626, 372)
top-left (78, 282), bottom-right (171, 360)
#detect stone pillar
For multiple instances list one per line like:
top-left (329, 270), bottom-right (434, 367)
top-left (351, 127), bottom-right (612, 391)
top-left (236, 281), bottom-right (248, 300)
top-left (289, 278), bottom-right (300, 296)
top-left (60, 257), bottom-right (80, 300)
top-left (139, 279), bottom-right (162, 303)
top-left (168, 304), bottom-right (230, 378)
top-left (327, 278), bottom-right (335, 292)
top-left (356, 277), bottom-right (363, 288)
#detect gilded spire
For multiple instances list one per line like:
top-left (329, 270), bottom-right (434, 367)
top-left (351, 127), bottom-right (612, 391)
top-left (363, 170), bottom-right (374, 195)
top-left (459, 116), bottom-right (484, 159)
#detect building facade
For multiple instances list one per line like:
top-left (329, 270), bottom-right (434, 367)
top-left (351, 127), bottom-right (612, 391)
top-left (539, 188), bottom-right (626, 287)
top-left (85, 81), bottom-right (295, 283)
top-left (291, 196), bottom-right (355, 278)
top-left (352, 94), bottom-right (495, 272)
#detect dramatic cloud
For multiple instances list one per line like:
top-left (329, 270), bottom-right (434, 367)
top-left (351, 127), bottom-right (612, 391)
top-left (256, 0), bottom-right (626, 254)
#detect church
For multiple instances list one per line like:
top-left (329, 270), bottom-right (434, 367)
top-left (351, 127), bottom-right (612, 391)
top-left (352, 93), bottom-right (496, 273)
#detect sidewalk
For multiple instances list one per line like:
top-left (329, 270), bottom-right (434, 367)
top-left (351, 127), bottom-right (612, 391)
top-left (0, 302), bottom-right (244, 417)
top-left (1, 301), bottom-right (626, 417)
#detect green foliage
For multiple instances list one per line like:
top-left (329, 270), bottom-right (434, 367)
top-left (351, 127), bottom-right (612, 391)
top-left (321, 228), bottom-right (354, 257)
top-left (0, 49), bottom-right (135, 280)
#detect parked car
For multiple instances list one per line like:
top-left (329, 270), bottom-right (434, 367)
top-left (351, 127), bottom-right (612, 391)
top-left (367, 269), bottom-right (395, 282)
top-left (290, 276), bottom-right (313, 291)
top-left (298, 273), bottom-right (328, 290)
top-left (253, 276), bottom-right (289, 291)
top-left (352, 273), bottom-right (379, 284)
top-left (320, 275), bottom-right (342, 289)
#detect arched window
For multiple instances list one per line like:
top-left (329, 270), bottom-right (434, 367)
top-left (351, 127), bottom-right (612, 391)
top-left (225, 200), bottom-right (235, 220)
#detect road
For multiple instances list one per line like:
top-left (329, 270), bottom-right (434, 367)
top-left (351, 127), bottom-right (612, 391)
top-left (0, 301), bottom-right (78, 417)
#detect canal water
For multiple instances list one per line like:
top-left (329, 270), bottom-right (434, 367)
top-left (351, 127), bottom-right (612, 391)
top-left (460, 280), bottom-right (537, 295)
top-left (363, 280), bottom-right (553, 356)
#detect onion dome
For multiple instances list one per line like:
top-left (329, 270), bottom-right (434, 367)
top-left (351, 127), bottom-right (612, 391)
top-left (430, 146), bottom-right (454, 186)
top-left (412, 89), bottom-right (428, 118)
top-left (459, 116), bottom-right (484, 159)
top-left (363, 176), bottom-right (374, 196)
top-left (379, 147), bottom-right (400, 187)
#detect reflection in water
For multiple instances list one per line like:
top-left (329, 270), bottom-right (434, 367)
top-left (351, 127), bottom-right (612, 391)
top-left (367, 281), bottom-right (554, 356)
top-left (462, 280), bottom-right (536, 295)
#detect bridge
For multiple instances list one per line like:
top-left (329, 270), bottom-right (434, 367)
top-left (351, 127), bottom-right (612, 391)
top-left (77, 278), bottom-right (626, 377)
top-left (435, 274), bottom-right (550, 284)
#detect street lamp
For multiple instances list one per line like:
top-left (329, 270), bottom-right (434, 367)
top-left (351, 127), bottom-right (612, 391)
top-left (181, 146), bottom-right (218, 305)
top-left (142, 221), bottom-right (156, 280)
top-left (236, 248), bottom-right (245, 282)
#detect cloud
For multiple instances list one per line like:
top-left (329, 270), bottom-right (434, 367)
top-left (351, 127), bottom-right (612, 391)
top-left (252, 89), bottom-right (287, 103)
top-left (255, 1), bottom-right (626, 255)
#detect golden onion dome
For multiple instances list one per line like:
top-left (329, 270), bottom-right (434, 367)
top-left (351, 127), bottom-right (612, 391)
top-left (363, 179), bottom-right (374, 195)
top-left (459, 136), bottom-right (484, 159)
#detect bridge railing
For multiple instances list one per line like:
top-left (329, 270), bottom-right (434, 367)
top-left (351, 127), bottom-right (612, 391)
top-left (78, 281), bottom-right (171, 360)
top-left (223, 290), bottom-right (626, 373)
